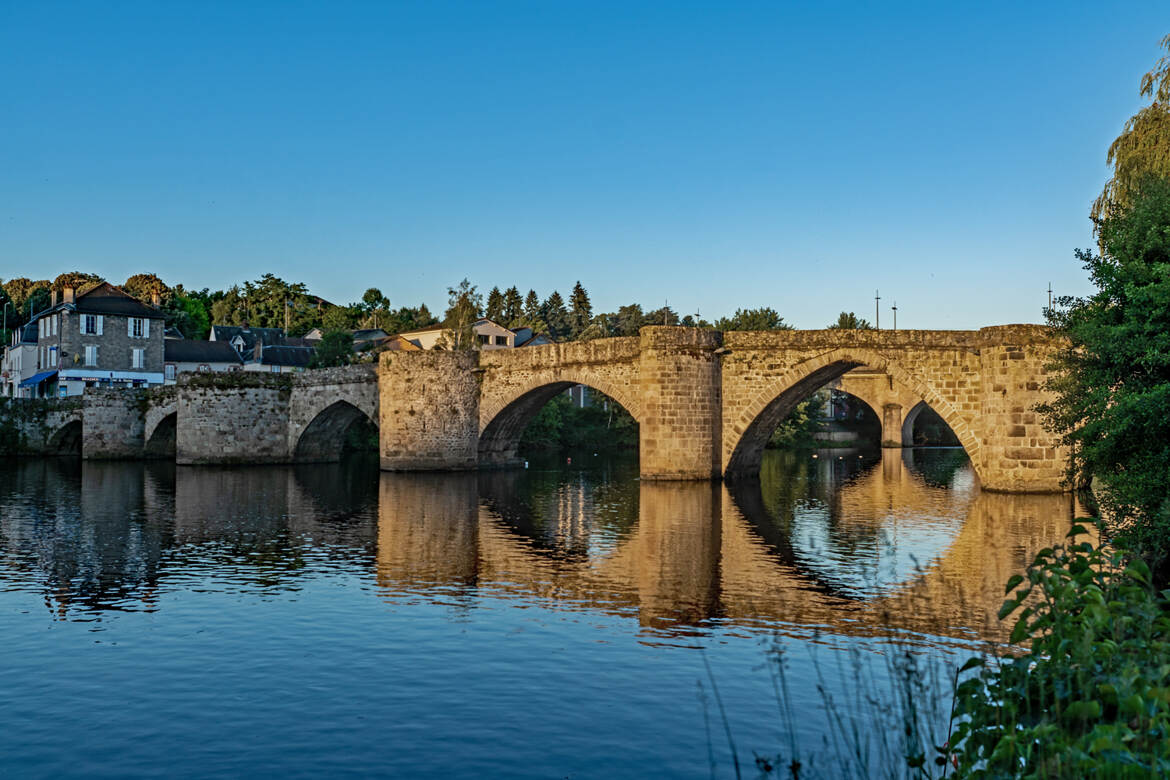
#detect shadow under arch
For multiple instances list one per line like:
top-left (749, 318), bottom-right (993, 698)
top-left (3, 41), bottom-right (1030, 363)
top-left (144, 412), bottom-right (177, 458)
top-left (478, 380), bottom-right (641, 467)
top-left (294, 400), bottom-right (377, 463)
top-left (724, 348), bottom-right (981, 481)
top-left (48, 420), bottom-right (82, 456)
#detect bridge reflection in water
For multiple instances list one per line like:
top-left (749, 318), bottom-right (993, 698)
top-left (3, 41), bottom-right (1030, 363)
top-left (373, 450), bottom-right (1076, 645)
top-left (0, 450), bottom-right (1077, 645)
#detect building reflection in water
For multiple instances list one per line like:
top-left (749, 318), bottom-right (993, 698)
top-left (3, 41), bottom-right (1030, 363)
top-left (1, 449), bottom-right (1078, 644)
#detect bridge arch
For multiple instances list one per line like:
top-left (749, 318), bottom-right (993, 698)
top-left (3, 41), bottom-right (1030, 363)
top-left (144, 412), bottom-right (178, 458)
top-left (724, 348), bottom-right (981, 481)
top-left (294, 400), bottom-right (378, 463)
top-left (47, 420), bottom-right (82, 455)
top-left (478, 372), bottom-right (643, 467)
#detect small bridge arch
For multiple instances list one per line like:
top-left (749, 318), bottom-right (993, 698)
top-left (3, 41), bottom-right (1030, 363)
top-left (293, 399), bottom-right (378, 462)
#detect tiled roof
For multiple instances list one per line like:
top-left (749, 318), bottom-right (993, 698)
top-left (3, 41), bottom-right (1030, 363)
top-left (260, 345), bottom-right (314, 367)
top-left (165, 339), bottom-right (244, 364)
top-left (71, 283), bottom-right (166, 319)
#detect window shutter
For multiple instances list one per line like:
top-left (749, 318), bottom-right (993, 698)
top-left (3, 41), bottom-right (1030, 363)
top-left (128, 318), bottom-right (134, 338)
top-left (96, 316), bottom-right (103, 336)
top-left (144, 319), bottom-right (150, 339)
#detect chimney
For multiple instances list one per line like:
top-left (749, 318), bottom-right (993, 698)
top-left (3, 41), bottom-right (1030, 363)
top-left (50, 289), bottom-right (58, 307)
top-left (63, 286), bottom-right (75, 304)
top-left (151, 290), bottom-right (161, 308)
top-left (253, 343), bottom-right (263, 362)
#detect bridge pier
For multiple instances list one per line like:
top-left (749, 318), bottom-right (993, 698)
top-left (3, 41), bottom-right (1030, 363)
top-left (379, 351), bottom-right (479, 471)
top-left (637, 328), bottom-right (723, 480)
top-left (881, 403), bottom-right (904, 448)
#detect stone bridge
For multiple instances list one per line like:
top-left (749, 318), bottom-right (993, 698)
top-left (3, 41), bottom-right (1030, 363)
top-left (381, 325), bottom-right (1066, 492)
top-left (2, 325), bottom-right (1067, 492)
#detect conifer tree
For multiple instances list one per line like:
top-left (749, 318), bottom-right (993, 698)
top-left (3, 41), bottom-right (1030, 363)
top-left (503, 286), bottom-right (524, 324)
top-left (524, 290), bottom-right (541, 321)
top-left (542, 291), bottom-right (570, 340)
top-left (569, 281), bottom-right (592, 339)
top-left (485, 286), bottom-right (505, 322)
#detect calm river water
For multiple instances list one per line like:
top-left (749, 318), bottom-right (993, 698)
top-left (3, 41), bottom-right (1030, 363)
top-left (0, 449), bottom-right (1077, 778)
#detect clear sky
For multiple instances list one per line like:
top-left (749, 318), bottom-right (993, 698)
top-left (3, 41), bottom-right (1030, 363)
top-left (1, 1), bottom-right (1166, 328)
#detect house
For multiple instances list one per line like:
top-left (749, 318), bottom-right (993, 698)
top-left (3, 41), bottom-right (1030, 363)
top-left (163, 339), bottom-right (244, 383)
top-left (20, 283), bottom-right (166, 397)
top-left (2, 323), bottom-right (40, 398)
top-left (397, 319), bottom-right (546, 351)
top-left (510, 327), bottom-right (555, 348)
top-left (210, 325), bottom-right (287, 359)
top-left (242, 344), bottom-right (315, 373)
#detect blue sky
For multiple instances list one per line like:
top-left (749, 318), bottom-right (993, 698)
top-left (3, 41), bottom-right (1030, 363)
top-left (1, 1), bottom-right (1166, 328)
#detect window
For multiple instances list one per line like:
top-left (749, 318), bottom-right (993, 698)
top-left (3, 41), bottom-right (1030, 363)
top-left (83, 315), bottom-right (98, 335)
top-left (51, 315), bottom-right (58, 337)
top-left (164, 364), bottom-right (176, 381)
top-left (84, 345), bottom-right (97, 367)
top-left (478, 334), bottom-right (490, 345)
top-left (494, 335), bottom-right (508, 346)
top-left (130, 318), bottom-right (145, 338)
top-left (131, 348), bottom-right (145, 369)
top-left (271, 365), bottom-right (280, 373)
top-left (198, 364), bottom-right (211, 373)
top-left (49, 347), bottom-right (57, 367)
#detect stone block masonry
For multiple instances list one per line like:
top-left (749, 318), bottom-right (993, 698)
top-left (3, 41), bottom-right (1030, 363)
top-left (379, 351), bottom-right (479, 471)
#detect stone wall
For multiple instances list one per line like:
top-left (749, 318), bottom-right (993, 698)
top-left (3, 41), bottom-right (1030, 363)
top-left (82, 389), bottom-right (147, 459)
top-left (637, 327), bottom-right (723, 480)
top-left (379, 351), bottom-right (479, 470)
top-left (0, 397), bottom-right (83, 455)
top-left (175, 373), bottom-right (293, 464)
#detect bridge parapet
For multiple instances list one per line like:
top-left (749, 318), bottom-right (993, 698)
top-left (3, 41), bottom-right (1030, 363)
top-left (478, 336), bottom-right (640, 370)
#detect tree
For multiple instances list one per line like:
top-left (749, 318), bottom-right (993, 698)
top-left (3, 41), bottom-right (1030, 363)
top-left (826, 311), bottom-right (873, 330)
top-left (523, 290), bottom-right (541, 321)
top-left (168, 294), bottom-right (211, 339)
top-left (123, 274), bottom-right (172, 304)
top-left (713, 307), bottom-right (793, 331)
top-left (439, 279), bottom-right (482, 350)
top-left (569, 281), bottom-right (592, 339)
top-left (542, 291), bottom-right (570, 340)
top-left (503, 286), bottom-right (524, 325)
top-left (1039, 177), bottom-right (1170, 581)
top-left (361, 288), bottom-right (390, 329)
top-left (322, 305), bottom-right (357, 332)
top-left (484, 286), bottom-right (505, 323)
top-left (52, 271), bottom-right (103, 294)
top-left (308, 330), bottom-right (354, 368)
top-left (1093, 35), bottom-right (1170, 224)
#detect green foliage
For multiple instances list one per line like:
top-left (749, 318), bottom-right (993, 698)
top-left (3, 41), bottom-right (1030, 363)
top-left (947, 524), bottom-right (1170, 777)
top-left (122, 273), bottom-right (172, 304)
top-left (768, 391), bottom-right (827, 448)
top-left (827, 311), bottom-right (874, 330)
top-left (383, 304), bottom-right (437, 334)
top-left (52, 271), bottom-right (103, 294)
top-left (714, 307), bottom-right (794, 331)
top-left (484, 286), bottom-right (505, 323)
top-left (519, 391), bottom-right (638, 453)
top-left (502, 286), bottom-right (524, 325)
top-left (168, 294), bottom-right (211, 340)
top-left (1093, 35), bottom-right (1170, 223)
top-left (541, 290), bottom-right (570, 340)
top-left (1038, 178), bottom-right (1170, 580)
top-left (569, 281), bottom-right (592, 338)
top-left (208, 274), bottom-right (321, 335)
top-left (439, 279), bottom-right (482, 350)
top-left (360, 288), bottom-right (390, 329)
top-left (308, 331), bottom-right (354, 368)
top-left (322, 304), bottom-right (358, 332)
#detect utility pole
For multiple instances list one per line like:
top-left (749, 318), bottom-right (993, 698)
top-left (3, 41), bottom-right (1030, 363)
top-left (875, 290), bottom-right (881, 329)
top-left (284, 299), bottom-right (290, 334)
top-left (1047, 283), bottom-right (1053, 312)
top-left (891, 301), bottom-right (897, 330)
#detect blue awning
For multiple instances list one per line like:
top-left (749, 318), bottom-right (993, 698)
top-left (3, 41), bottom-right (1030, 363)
top-left (19, 370), bottom-right (57, 388)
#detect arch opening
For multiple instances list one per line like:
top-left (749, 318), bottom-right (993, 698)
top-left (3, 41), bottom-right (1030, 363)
top-left (144, 413), bottom-right (177, 459)
top-left (727, 354), bottom-right (979, 482)
top-left (479, 383), bottom-right (639, 468)
top-left (295, 401), bottom-right (378, 463)
top-left (48, 420), bottom-right (82, 456)
top-left (901, 401), bottom-right (961, 447)
top-left (726, 360), bottom-right (864, 479)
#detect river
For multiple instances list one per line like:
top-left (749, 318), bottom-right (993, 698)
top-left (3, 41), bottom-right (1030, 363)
top-left (0, 449), bottom-right (1078, 778)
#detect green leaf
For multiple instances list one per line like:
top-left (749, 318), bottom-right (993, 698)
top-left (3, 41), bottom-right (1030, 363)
top-left (1004, 573), bottom-right (1025, 594)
